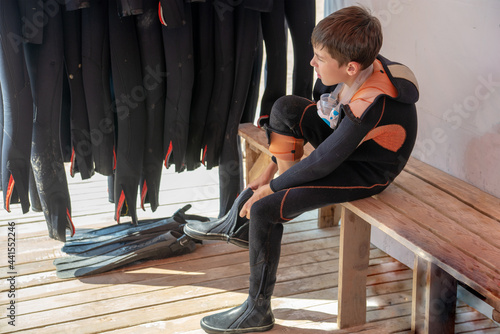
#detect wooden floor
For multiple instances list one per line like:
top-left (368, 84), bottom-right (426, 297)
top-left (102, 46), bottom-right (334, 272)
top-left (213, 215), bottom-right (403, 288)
top-left (1, 166), bottom-right (499, 334)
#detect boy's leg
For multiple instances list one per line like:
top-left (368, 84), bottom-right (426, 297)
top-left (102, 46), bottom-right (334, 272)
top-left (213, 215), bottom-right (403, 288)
top-left (199, 160), bottom-right (389, 333)
top-left (267, 95), bottom-right (332, 174)
top-left (200, 200), bottom-right (283, 333)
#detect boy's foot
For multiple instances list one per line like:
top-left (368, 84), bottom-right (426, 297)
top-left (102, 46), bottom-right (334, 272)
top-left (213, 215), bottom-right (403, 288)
top-left (183, 188), bottom-right (253, 248)
top-left (200, 297), bottom-right (274, 333)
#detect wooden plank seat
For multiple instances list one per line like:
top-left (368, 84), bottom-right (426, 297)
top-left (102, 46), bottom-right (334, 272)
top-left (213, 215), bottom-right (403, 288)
top-left (238, 122), bottom-right (500, 333)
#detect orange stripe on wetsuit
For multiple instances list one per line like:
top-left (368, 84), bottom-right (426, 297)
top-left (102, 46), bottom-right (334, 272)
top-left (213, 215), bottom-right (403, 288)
top-left (350, 60), bottom-right (405, 152)
top-left (268, 102), bottom-right (315, 162)
top-left (349, 60), bottom-right (398, 119)
top-left (269, 132), bottom-right (305, 162)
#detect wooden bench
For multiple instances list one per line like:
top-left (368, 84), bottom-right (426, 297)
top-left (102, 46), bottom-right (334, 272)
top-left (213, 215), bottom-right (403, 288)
top-left (238, 122), bottom-right (500, 333)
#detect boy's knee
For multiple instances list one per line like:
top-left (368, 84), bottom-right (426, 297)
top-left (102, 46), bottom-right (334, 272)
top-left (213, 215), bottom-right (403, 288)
top-left (267, 95), bottom-right (311, 138)
top-left (269, 96), bottom-right (299, 130)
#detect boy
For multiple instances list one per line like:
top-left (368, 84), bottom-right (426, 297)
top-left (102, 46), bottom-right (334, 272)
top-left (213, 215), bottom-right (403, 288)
top-left (185, 5), bottom-right (419, 333)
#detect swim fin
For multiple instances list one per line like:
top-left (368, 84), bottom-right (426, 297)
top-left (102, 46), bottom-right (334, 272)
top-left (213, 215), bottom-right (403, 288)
top-left (55, 230), bottom-right (195, 279)
top-left (54, 205), bottom-right (208, 278)
top-left (184, 187), bottom-right (252, 249)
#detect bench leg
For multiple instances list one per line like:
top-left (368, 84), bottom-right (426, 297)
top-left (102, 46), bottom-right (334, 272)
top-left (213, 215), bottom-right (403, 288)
top-left (318, 204), bottom-right (341, 228)
top-left (412, 256), bottom-right (457, 334)
top-left (337, 207), bottom-right (371, 329)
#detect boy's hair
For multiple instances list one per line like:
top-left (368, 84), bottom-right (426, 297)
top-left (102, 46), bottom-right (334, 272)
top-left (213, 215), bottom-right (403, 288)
top-left (312, 6), bottom-right (382, 69)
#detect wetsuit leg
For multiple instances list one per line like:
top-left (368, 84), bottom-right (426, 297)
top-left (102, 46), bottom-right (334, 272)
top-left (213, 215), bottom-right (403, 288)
top-left (259, 0), bottom-right (287, 126)
top-left (82, 0), bottom-right (115, 176)
top-left (284, 0), bottom-right (315, 99)
top-left (185, 0), bottom-right (214, 171)
top-left (161, 0), bottom-right (194, 172)
top-left (108, 0), bottom-right (147, 224)
top-left (137, 0), bottom-right (166, 212)
top-left (218, 6), bottom-right (261, 215)
top-left (62, 7), bottom-right (94, 180)
top-left (200, 1), bottom-right (235, 169)
top-left (0, 0), bottom-right (34, 213)
top-left (24, 0), bottom-right (74, 241)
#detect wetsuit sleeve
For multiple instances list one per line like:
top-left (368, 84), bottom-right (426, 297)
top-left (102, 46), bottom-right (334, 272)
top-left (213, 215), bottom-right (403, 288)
top-left (269, 102), bottom-right (383, 192)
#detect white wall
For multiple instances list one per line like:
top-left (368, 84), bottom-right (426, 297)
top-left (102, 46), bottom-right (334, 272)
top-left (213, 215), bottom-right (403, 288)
top-left (326, 0), bottom-right (500, 198)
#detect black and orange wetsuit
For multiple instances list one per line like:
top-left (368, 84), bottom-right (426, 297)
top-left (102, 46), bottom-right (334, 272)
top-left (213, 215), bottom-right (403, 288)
top-left (248, 55), bottom-right (419, 293)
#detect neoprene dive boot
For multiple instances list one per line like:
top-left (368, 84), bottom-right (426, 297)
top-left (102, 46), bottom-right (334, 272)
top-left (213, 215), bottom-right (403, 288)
top-left (183, 187), bottom-right (253, 248)
top-left (200, 223), bottom-right (283, 333)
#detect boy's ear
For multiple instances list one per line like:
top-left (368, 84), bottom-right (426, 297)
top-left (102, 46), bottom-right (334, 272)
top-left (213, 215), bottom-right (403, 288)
top-left (346, 61), bottom-right (362, 76)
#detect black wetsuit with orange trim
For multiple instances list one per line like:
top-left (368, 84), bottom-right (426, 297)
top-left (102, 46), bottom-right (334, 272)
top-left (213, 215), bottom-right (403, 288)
top-left (249, 55), bottom-right (419, 279)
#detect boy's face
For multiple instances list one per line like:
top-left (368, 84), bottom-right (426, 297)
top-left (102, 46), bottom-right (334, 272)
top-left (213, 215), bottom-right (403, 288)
top-left (310, 45), bottom-right (349, 86)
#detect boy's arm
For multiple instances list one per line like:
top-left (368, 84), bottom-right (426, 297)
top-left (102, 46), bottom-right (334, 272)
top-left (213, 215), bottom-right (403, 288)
top-left (269, 100), bottom-right (382, 192)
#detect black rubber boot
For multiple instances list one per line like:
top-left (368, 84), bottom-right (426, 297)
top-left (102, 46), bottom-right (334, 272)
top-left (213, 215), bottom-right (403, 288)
top-left (183, 187), bottom-right (253, 248)
top-left (200, 293), bottom-right (274, 334)
top-left (200, 222), bottom-right (283, 333)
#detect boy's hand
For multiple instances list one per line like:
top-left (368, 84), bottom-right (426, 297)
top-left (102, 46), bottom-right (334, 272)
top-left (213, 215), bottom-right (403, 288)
top-left (247, 162), bottom-right (278, 190)
top-left (239, 184), bottom-right (273, 219)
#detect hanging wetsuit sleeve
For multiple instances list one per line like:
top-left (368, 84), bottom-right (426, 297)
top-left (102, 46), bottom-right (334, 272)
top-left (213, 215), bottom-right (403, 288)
top-left (25, 0), bottom-right (74, 241)
top-left (62, 8), bottom-right (94, 180)
top-left (0, 0), bottom-right (34, 213)
top-left (199, 0), bottom-right (235, 169)
top-left (108, 0), bottom-right (147, 224)
top-left (217, 5), bottom-right (261, 215)
top-left (159, 0), bottom-right (194, 171)
top-left (185, 1), bottom-right (214, 171)
top-left (81, 0), bottom-right (115, 176)
top-left (137, 0), bottom-right (166, 212)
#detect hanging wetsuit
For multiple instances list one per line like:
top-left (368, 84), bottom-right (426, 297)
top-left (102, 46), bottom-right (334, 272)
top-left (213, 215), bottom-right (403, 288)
top-left (81, 0), bottom-right (115, 177)
top-left (137, 0), bottom-right (166, 212)
top-left (108, 0), bottom-right (147, 224)
top-left (159, 0), bottom-right (195, 172)
top-left (23, 0), bottom-right (74, 241)
top-left (62, 6), bottom-right (94, 180)
top-left (184, 0), bottom-right (215, 171)
top-left (199, 0), bottom-right (235, 170)
top-left (218, 3), bottom-right (266, 216)
top-left (0, 1), bottom-right (34, 214)
top-left (258, 0), bottom-right (315, 126)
